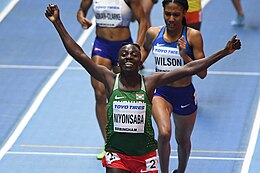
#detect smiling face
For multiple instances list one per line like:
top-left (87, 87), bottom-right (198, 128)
top-left (163, 2), bottom-right (186, 30)
top-left (118, 43), bottom-right (142, 73)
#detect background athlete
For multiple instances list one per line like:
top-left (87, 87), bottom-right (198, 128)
top-left (186, 0), bottom-right (202, 30)
top-left (141, 0), bottom-right (206, 172)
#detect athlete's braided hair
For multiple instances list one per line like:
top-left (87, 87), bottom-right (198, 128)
top-left (162, 0), bottom-right (189, 26)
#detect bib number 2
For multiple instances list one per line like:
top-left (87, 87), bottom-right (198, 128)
top-left (105, 152), bottom-right (120, 164)
top-left (145, 156), bottom-right (158, 171)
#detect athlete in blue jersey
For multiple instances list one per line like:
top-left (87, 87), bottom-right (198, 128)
top-left (142, 0), bottom-right (206, 172)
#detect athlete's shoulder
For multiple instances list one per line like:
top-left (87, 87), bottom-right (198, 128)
top-left (186, 27), bottom-right (203, 48)
top-left (147, 25), bottom-right (163, 37)
top-left (186, 27), bottom-right (202, 38)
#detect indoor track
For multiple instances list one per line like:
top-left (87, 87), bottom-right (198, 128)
top-left (0, 0), bottom-right (260, 172)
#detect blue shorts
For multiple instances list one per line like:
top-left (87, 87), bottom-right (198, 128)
top-left (154, 84), bottom-right (197, 115)
top-left (91, 36), bottom-right (133, 66)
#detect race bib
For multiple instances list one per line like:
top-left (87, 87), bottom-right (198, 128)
top-left (153, 45), bottom-right (184, 72)
top-left (113, 101), bottom-right (146, 133)
top-left (105, 152), bottom-right (120, 164)
top-left (145, 156), bottom-right (159, 172)
top-left (94, 0), bottom-right (122, 27)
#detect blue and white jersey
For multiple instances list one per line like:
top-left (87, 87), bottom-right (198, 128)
top-left (152, 26), bottom-right (194, 72)
top-left (93, 0), bottom-right (133, 27)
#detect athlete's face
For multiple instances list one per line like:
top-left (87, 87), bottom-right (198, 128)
top-left (163, 3), bottom-right (186, 30)
top-left (118, 44), bottom-right (142, 72)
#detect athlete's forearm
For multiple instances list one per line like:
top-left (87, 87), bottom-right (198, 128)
top-left (77, 0), bottom-right (92, 18)
top-left (186, 49), bottom-right (229, 75)
top-left (180, 52), bottom-right (207, 79)
top-left (136, 20), bottom-right (147, 46)
top-left (157, 35), bottom-right (240, 85)
top-left (159, 49), bottom-right (229, 85)
top-left (133, 2), bottom-right (148, 46)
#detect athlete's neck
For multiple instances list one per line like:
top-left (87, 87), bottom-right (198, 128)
top-left (164, 26), bottom-right (183, 42)
top-left (119, 73), bottom-right (141, 91)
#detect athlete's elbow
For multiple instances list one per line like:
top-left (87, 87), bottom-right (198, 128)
top-left (198, 71), bottom-right (207, 79)
top-left (198, 75), bottom-right (206, 79)
top-left (200, 75), bottom-right (206, 79)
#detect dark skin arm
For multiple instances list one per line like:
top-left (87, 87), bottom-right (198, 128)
top-left (145, 35), bottom-right (241, 100)
top-left (141, 26), bottom-right (161, 63)
top-left (76, 0), bottom-right (93, 29)
top-left (46, 4), bottom-right (114, 96)
top-left (127, 0), bottom-right (147, 45)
